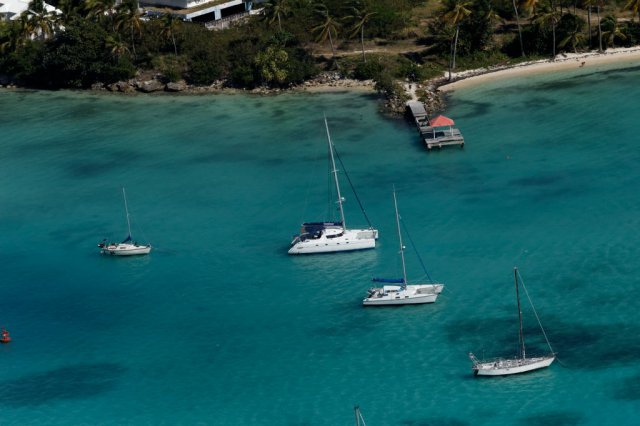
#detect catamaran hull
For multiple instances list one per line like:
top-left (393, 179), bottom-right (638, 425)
top-left (362, 293), bottom-right (437, 305)
top-left (473, 356), bottom-right (555, 376)
top-left (102, 245), bottom-right (152, 256)
top-left (362, 284), bottom-right (442, 306)
top-left (288, 229), bottom-right (377, 255)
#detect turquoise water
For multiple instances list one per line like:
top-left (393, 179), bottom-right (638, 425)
top-left (1, 62), bottom-right (640, 424)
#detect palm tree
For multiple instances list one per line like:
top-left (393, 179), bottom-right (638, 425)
top-left (601, 15), bottom-right (626, 48)
top-left (582, 0), bottom-right (596, 49)
top-left (558, 22), bottom-right (586, 52)
top-left (24, 0), bottom-right (56, 40)
top-left (312, 2), bottom-right (341, 70)
top-left (533, 0), bottom-right (560, 59)
top-left (343, 0), bottom-right (376, 63)
top-left (106, 34), bottom-right (131, 61)
top-left (442, 0), bottom-right (472, 81)
top-left (116, 0), bottom-right (143, 58)
top-left (85, 0), bottom-right (116, 24)
top-left (624, 0), bottom-right (640, 22)
top-left (512, 0), bottom-right (526, 57)
top-left (262, 0), bottom-right (290, 32)
top-left (160, 14), bottom-right (181, 57)
top-left (595, 0), bottom-right (605, 52)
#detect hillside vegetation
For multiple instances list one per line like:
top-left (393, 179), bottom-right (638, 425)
top-left (2, 0), bottom-right (640, 95)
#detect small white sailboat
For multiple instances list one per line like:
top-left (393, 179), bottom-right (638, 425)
top-left (288, 117), bottom-right (378, 255)
top-left (469, 267), bottom-right (555, 376)
top-left (363, 189), bottom-right (444, 306)
top-left (99, 188), bottom-right (151, 256)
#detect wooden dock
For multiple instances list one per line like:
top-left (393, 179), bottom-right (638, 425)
top-left (406, 101), bottom-right (465, 150)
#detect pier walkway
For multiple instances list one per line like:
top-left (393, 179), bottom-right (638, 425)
top-left (406, 101), bottom-right (464, 150)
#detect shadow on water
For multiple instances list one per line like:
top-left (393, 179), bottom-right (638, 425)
top-left (518, 411), bottom-right (584, 426)
top-left (400, 417), bottom-right (469, 426)
top-left (0, 363), bottom-right (126, 407)
top-left (612, 372), bottom-right (640, 401)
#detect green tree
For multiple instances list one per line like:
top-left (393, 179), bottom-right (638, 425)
top-left (115, 0), bottom-right (143, 58)
top-left (558, 14), bottom-right (586, 52)
top-left (23, 0), bottom-right (56, 40)
top-left (343, 0), bottom-right (376, 63)
top-left (601, 15), bottom-right (626, 48)
top-left (312, 2), bottom-right (341, 69)
top-left (442, 0), bottom-right (472, 80)
top-left (512, 0), bottom-right (526, 57)
top-left (160, 14), bottom-right (181, 57)
top-left (533, 0), bottom-right (561, 59)
top-left (254, 45), bottom-right (289, 85)
top-left (262, 0), bottom-right (291, 32)
top-left (106, 33), bottom-right (130, 61)
top-left (624, 0), bottom-right (640, 23)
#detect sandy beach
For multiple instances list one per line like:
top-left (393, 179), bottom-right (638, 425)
top-left (439, 47), bottom-right (640, 92)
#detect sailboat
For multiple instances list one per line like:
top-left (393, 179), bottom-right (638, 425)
top-left (362, 189), bottom-right (444, 306)
top-left (468, 267), bottom-right (555, 376)
top-left (354, 406), bottom-right (367, 426)
top-left (98, 188), bottom-right (151, 256)
top-left (288, 117), bottom-right (378, 254)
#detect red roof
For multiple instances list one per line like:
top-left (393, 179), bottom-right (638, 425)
top-left (429, 115), bottom-right (455, 127)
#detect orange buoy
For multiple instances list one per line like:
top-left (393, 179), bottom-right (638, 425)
top-left (1, 327), bottom-right (11, 343)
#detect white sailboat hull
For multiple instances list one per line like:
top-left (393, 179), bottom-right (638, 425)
top-left (471, 355), bottom-right (555, 376)
top-left (101, 243), bottom-right (152, 256)
top-left (362, 284), bottom-right (443, 306)
top-left (288, 229), bottom-right (377, 254)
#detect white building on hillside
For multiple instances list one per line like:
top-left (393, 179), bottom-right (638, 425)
top-left (0, 0), bottom-right (58, 21)
top-left (142, 0), bottom-right (263, 28)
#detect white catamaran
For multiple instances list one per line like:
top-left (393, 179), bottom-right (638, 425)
top-left (288, 118), bottom-right (378, 255)
top-left (362, 190), bottom-right (444, 306)
top-left (468, 267), bottom-right (555, 376)
top-left (98, 188), bottom-right (151, 256)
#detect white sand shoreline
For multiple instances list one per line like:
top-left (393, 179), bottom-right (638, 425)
top-left (438, 47), bottom-right (640, 92)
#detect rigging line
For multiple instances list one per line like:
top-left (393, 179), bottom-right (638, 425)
top-left (332, 145), bottom-right (374, 229)
top-left (517, 269), bottom-right (556, 355)
top-left (399, 217), bottom-right (433, 283)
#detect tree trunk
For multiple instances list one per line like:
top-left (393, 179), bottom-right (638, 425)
top-left (552, 23), bottom-right (556, 59)
top-left (448, 25), bottom-right (459, 81)
top-left (328, 28), bottom-right (339, 70)
top-left (452, 24), bottom-right (459, 70)
top-left (172, 33), bottom-right (177, 56)
top-left (588, 7), bottom-right (592, 49)
top-left (131, 25), bottom-right (137, 59)
top-left (597, 6), bottom-right (602, 52)
top-left (360, 25), bottom-right (365, 63)
top-left (513, 0), bottom-right (525, 57)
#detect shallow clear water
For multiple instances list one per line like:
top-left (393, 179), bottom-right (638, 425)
top-left (1, 63), bottom-right (640, 425)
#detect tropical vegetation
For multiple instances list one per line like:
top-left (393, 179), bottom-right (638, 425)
top-left (2, 0), bottom-right (640, 97)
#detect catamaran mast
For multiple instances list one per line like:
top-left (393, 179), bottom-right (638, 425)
top-left (122, 187), bottom-right (132, 239)
top-left (514, 267), bottom-right (526, 359)
top-left (394, 189), bottom-right (408, 289)
top-left (325, 117), bottom-right (346, 227)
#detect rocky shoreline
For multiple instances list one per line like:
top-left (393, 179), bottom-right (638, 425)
top-left (0, 70), bottom-right (448, 116)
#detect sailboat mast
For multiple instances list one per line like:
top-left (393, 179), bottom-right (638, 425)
top-left (514, 267), bottom-right (526, 359)
top-left (394, 190), bottom-right (408, 288)
top-left (325, 117), bottom-right (346, 227)
top-left (122, 187), bottom-right (132, 238)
